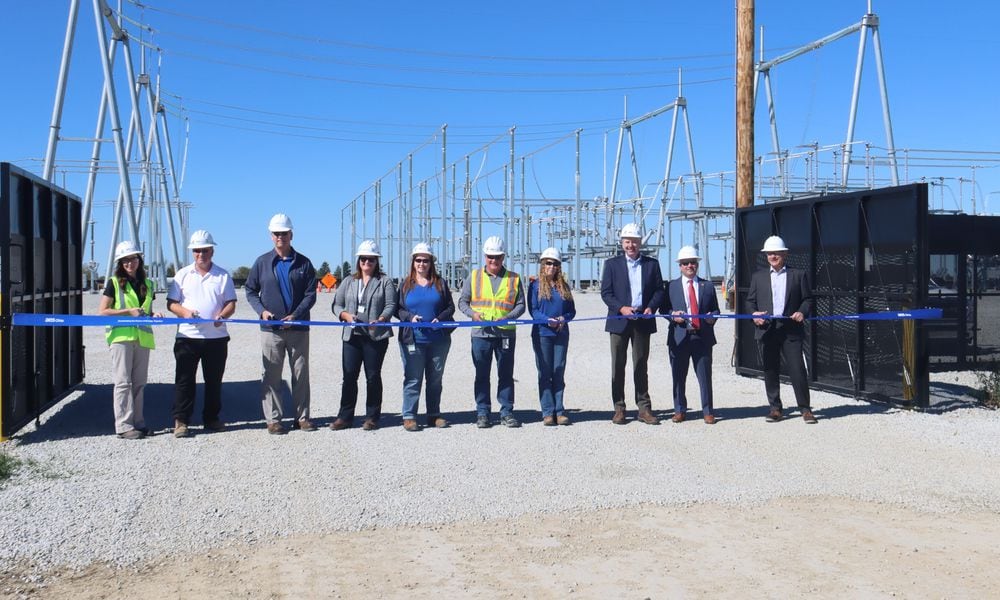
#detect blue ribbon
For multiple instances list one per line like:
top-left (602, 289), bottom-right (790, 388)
top-left (11, 308), bottom-right (942, 328)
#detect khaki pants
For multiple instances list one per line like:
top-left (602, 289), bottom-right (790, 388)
top-left (109, 341), bottom-right (149, 433)
top-left (260, 329), bottom-right (311, 423)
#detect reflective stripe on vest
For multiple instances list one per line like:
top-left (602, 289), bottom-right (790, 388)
top-left (469, 268), bottom-right (518, 330)
top-left (105, 277), bottom-right (156, 349)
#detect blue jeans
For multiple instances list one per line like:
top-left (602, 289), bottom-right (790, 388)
top-left (471, 336), bottom-right (516, 417)
top-left (532, 334), bottom-right (568, 417)
top-left (399, 337), bottom-right (452, 420)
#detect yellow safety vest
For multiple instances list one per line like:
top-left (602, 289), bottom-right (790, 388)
top-left (105, 277), bottom-right (155, 349)
top-left (470, 268), bottom-right (519, 330)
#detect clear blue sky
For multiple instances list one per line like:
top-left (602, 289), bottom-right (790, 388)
top-left (2, 0), bottom-right (998, 276)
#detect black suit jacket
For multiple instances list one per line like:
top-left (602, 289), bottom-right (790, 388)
top-left (600, 254), bottom-right (665, 334)
top-left (661, 276), bottom-right (721, 347)
top-left (746, 266), bottom-right (812, 340)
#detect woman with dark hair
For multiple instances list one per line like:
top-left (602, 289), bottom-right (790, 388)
top-left (331, 239), bottom-right (398, 431)
top-left (528, 247), bottom-right (576, 426)
top-left (396, 242), bottom-right (455, 431)
top-left (98, 241), bottom-right (163, 439)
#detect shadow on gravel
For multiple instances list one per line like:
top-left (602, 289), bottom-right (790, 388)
top-left (15, 380), bottom-right (266, 444)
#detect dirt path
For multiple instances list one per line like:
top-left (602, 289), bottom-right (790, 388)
top-left (10, 496), bottom-right (998, 599)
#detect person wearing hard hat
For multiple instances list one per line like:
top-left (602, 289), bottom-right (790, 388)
top-left (661, 245), bottom-right (720, 424)
top-left (396, 242), bottom-right (457, 431)
top-left (458, 235), bottom-right (526, 428)
top-left (330, 239), bottom-right (398, 431)
top-left (746, 235), bottom-right (817, 424)
top-left (244, 214), bottom-right (318, 435)
top-left (98, 241), bottom-right (164, 439)
top-left (528, 247), bottom-right (576, 426)
top-left (600, 223), bottom-right (665, 425)
top-left (166, 230), bottom-right (238, 438)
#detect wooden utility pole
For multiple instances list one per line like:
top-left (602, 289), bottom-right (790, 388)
top-left (736, 0), bottom-right (755, 208)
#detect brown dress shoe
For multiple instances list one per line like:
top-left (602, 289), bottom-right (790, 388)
top-left (671, 413), bottom-right (685, 423)
top-left (403, 419), bottom-right (419, 432)
top-left (429, 417), bottom-right (449, 428)
top-left (329, 418), bottom-right (352, 431)
top-left (362, 418), bottom-right (378, 431)
top-left (612, 407), bottom-right (627, 425)
top-left (542, 416), bottom-right (556, 426)
top-left (297, 418), bottom-right (317, 432)
top-left (637, 409), bottom-right (660, 425)
top-left (204, 419), bottom-right (226, 432)
top-left (802, 410), bottom-right (818, 424)
top-left (765, 409), bottom-right (783, 423)
top-left (267, 422), bottom-right (287, 435)
top-left (556, 415), bottom-right (571, 426)
top-left (703, 415), bottom-right (717, 425)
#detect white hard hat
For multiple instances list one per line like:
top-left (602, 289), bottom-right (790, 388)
top-left (761, 235), bottom-right (789, 253)
top-left (188, 229), bottom-right (217, 249)
top-left (411, 242), bottom-right (434, 257)
top-left (676, 245), bottom-right (701, 262)
top-left (540, 247), bottom-right (561, 263)
top-left (114, 240), bottom-right (143, 262)
top-left (268, 213), bottom-right (293, 232)
top-left (619, 223), bottom-right (643, 239)
top-left (483, 236), bottom-right (506, 255)
top-left (356, 239), bottom-right (381, 257)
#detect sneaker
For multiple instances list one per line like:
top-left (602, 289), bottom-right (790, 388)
top-left (267, 422), bottom-right (287, 435)
top-left (500, 415), bottom-right (521, 428)
top-left (204, 419), bottom-right (226, 432)
top-left (556, 415), bottom-right (571, 426)
top-left (174, 421), bottom-right (192, 438)
top-left (765, 409), bottom-right (783, 423)
top-left (403, 419), bottom-right (419, 432)
top-left (802, 410), bottom-right (818, 424)
top-left (297, 418), bottom-right (317, 432)
top-left (117, 429), bottom-right (144, 440)
top-left (476, 415), bottom-right (492, 429)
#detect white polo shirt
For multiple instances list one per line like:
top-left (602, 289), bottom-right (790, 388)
top-left (168, 262), bottom-right (238, 339)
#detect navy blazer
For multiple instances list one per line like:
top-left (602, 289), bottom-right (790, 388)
top-left (746, 266), bottom-right (813, 340)
top-left (600, 254), bottom-right (665, 334)
top-left (661, 276), bottom-right (720, 347)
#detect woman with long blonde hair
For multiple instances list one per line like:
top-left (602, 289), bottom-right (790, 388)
top-left (527, 247), bottom-right (576, 425)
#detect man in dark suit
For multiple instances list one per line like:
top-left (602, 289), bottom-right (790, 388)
top-left (662, 246), bottom-right (720, 424)
top-left (746, 235), bottom-right (817, 424)
top-left (600, 223), bottom-right (665, 425)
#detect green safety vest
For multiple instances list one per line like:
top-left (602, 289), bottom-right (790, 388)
top-left (105, 277), bottom-right (155, 349)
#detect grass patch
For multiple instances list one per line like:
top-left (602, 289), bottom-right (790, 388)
top-left (977, 368), bottom-right (1000, 409)
top-left (0, 451), bottom-right (23, 482)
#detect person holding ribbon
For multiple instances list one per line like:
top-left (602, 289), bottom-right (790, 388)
top-left (528, 247), bottom-right (576, 426)
top-left (747, 235), bottom-right (817, 424)
top-left (330, 240), bottom-right (398, 431)
top-left (395, 242), bottom-right (455, 431)
top-left (245, 213), bottom-right (318, 435)
top-left (99, 240), bottom-right (162, 439)
top-left (662, 245), bottom-right (720, 424)
top-left (458, 236), bottom-right (525, 429)
top-left (167, 230), bottom-right (238, 438)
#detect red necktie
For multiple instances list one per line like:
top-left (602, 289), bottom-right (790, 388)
top-left (688, 279), bottom-right (700, 329)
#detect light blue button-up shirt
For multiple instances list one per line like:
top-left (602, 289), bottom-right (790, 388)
top-left (770, 266), bottom-right (787, 316)
top-left (627, 255), bottom-right (643, 310)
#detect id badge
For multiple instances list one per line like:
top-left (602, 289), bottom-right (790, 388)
top-left (407, 344), bottom-right (416, 354)
top-left (358, 304), bottom-right (367, 314)
top-left (501, 338), bottom-right (510, 351)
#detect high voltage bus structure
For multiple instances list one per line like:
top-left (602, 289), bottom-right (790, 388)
top-left (42, 0), bottom-right (189, 290)
top-left (339, 3), bottom-right (998, 292)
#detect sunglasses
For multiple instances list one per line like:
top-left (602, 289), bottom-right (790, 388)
top-left (679, 260), bottom-right (698, 266)
top-left (359, 256), bottom-right (377, 263)
top-left (413, 258), bottom-right (431, 264)
top-left (542, 261), bottom-right (559, 267)
top-left (271, 231), bottom-right (290, 237)
top-left (485, 255), bottom-right (504, 261)
top-left (192, 248), bottom-right (212, 254)
top-left (120, 256), bottom-right (141, 263)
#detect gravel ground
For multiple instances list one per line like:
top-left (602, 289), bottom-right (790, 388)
top-left (1, 290), bottom-right (997, 576)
